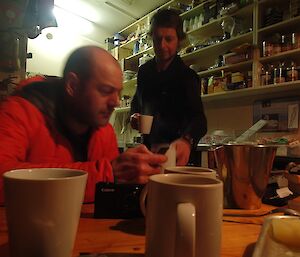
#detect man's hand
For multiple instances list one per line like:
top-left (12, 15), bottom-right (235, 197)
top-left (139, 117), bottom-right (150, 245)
top-left (172, 138), bottom-right (191, 166)
top-left (112, 144), bottom-right (167, 184)
top-left (130, 113), bottom-right (140, 130)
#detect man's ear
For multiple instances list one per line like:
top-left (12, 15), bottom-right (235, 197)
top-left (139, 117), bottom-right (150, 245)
top-left (65, 72), bottom-right (79, 97)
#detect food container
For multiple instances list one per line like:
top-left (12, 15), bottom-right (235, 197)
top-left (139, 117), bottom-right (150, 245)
top-left (253, 216), bottom-right (300, 257)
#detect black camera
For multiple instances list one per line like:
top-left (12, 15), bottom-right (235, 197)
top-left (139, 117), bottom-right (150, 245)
top-left (94, 182), bottom-right (145, 219)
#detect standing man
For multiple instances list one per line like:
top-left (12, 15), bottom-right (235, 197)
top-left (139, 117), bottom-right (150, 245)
top-left (0, 46), bottom-right (166, 204)
top-left (130, 9), bottom-right (207, 165)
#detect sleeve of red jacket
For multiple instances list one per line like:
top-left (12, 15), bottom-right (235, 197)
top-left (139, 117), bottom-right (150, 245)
top-left (0, 97), bottom-right (119, 204)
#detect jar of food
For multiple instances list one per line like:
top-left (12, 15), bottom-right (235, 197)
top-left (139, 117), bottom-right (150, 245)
top-left (287, 60), bottom-right (299, 81)
top-left (262, 40), bottom-right (273, 57)
top-left (292, 32), bottom-right (300, 49)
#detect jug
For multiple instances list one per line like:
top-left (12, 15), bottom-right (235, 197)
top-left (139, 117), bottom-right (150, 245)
top-left (211, 143), bottom-right (277, 209)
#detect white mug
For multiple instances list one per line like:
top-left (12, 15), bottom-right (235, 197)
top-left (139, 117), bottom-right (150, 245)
top-left (164, 166), bottom-right (217, 178)
top-left (139, 114), bottom-right (153, 134)
top-left (3, 168), bottom-right (87, 257)
top-left (144, 173), bottom-right (223, 257)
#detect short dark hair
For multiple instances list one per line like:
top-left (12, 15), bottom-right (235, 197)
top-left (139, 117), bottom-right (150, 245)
top-left (63, 46), bottom-right (95, 81)
top-left (148, 8), bottom-right (186, 41)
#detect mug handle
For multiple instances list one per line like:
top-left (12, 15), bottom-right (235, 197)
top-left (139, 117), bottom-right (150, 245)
top-left (175, 203), bottom-right (195, 257)
top-left (139, 183), bottom-right (148, 216)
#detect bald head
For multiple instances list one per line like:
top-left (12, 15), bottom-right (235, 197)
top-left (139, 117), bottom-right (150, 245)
top-left (63, 46), bottom-right (120, 82)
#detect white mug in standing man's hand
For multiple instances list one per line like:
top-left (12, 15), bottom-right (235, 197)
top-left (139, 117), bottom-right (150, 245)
top-left (3, 168), bottom-right (87, 257)
top-left (139, 114), bottom-right (153, 134)
top-left (144, 173), bottom-right (223, 257)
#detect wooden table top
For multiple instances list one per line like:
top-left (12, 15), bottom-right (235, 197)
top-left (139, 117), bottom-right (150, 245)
top-left (0, 200), bottom-right (298, 257)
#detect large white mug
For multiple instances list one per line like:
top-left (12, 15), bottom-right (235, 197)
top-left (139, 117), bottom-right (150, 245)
top-left (144, 173), bottom-right (223, 257)
top-left (3, 168), bottom-right (87, 257)
top-left (164, 166), bottom-right (217, 178)
top-left (139, 114), bottom-right (153, 134)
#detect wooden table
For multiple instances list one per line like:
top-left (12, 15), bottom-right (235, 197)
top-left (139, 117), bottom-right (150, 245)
top-left (0, 201), bottom-right (297, 257)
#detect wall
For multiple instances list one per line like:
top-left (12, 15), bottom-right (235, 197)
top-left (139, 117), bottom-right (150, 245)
top-left (26, 9), bottom-right (109, 77)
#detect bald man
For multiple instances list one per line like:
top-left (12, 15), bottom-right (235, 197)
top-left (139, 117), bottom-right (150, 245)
top-left (0, 46), bottom-right (166, 204)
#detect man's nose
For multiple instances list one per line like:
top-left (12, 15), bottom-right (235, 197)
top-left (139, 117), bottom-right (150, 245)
top-left (109, 92), bottom-right (120, 107)
top-left (160, 38), bottom-right (167, 48)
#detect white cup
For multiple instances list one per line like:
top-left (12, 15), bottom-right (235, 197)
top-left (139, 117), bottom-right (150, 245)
top-left (144, 173), bottom-right (223, 257)
top-left (139, 114), bottom-right (153, 134)
top-left (164, 166), bottom-right (217, 178)
top-left (3, 168), bottom-right (87, 257)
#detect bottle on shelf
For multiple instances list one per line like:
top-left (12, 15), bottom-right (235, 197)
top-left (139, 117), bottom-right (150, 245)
top-left (272, 33), bottom-right (282, 55)
top-left (273, 61), bottom-right (286, 84)
top-left (292, 32), bottom-right (300, 49)
top-left (262, 40), bottom-right (273, 57)
top-left (286, 60), bottom-right (299, 81)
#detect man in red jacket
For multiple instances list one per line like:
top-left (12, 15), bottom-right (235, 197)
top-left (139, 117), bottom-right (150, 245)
top-left (0, 46), bottom-right (167, 204)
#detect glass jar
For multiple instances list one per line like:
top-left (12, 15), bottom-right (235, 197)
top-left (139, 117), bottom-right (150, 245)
top-left (292, 32), bottom-right (300, 49)
top-left (287, 60), bottom-right (299, 81)
top-left (262, 41), bottom-right (273, 57)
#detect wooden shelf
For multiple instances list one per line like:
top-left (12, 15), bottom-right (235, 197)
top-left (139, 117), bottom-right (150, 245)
top-left (259, 48), bottom-right (300, 63)
top-left (185, 4), bottom-right (253, 39)
top-left (180, 0), bottom-right (214, 20)
top-left (114, 107), bottom-right (131, 113)
top-left (181, 31), bottom-right (253, 64)
top-left (123, 78), bottom-right (137, 87)
top-left (198, 60), bottom-right (253, 77)
top-left (202, 81), bottom-right (300, 103)
top-left (258, 16), bottom-right (300, 37)
top-left (125, 46), bottom-right (154, 62)
top-left (118, 0), bottom-right (176, 37)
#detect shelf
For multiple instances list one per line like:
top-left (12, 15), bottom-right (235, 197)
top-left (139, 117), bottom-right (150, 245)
top-left (123, 78), bottom-right (137, 87)
top-left (114, 107), bottom-right (131, 113)
top-left (120, 33), bottom-right (148, 50)
top-left (181, 31), bottom-right (253, 65)
top-left (125, 46), bottom-right (154, 62)
top-left (180, 0), bottom-right (214, 20)
top-left (118, 0), bottom-right (176, 37)
top-left (258, 16), bottom-right (300, 37)
top-left (197, 60), bottom-right (253, 77)
top-left (202, 81), bottom-right (300, 103)
top-left (186, 3), bottom-right (253, 39)
top-left (259, 48), bottom-right (300, 63)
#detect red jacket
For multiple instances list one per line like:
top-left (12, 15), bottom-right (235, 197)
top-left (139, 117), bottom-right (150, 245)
top-left (0, 80), bottom-right (119, 204)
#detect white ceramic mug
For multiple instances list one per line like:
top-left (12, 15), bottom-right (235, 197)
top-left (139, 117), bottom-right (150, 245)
top-left (139, 114), bottom-right (153, 134)
top-left (3, 168), bottom-right (87, 257)
top-left (139, 166), bottom-right (217, 216)
top-left (164, 166), bottom-right (217, 178)
top-left (144, 173), bottom-right (223, 257)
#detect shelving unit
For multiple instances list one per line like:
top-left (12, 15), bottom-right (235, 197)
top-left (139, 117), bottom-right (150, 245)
top-left (181, 31), bottom-right (253, 65)
top-left (202, 80), bottom-right (300, 103)
top-left (111, 0), bottom-right (300, 148)
top-left (198, 60), bottom-right (253, 77)
top-left (111, 0), bottom-right (300, 112)
top-left (115, 0), bottom-right (300, 101)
